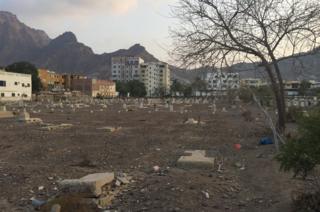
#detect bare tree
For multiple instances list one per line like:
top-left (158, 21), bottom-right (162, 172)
top-left (171, 0), bottom-right (320, 132)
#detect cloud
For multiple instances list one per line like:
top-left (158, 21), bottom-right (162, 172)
top-left (0, 0), bottom-right (138, 18)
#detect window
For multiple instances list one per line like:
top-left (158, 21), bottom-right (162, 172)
top-left (14, 82), bottom-right (18, 85)
top-left (22, 83), bottom-right (25, 87)
top-left (1, 93), bottom-right (4, 97)
top-left (0, 80), bottom-right (6, 87)
top-left (12, 93), bottom-right (15, 97)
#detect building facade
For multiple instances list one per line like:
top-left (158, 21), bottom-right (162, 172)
top-left (0, 70), bottom-right (32, 101)
top-left (111, 56), bottom-right (144, 82)
top-left (71, 78), bottom-right (117, 98)
top-left (38, 69), bottom-right (65, 91)
top-left (205, 71), bottom-right (240, 91)
top-left (240, 78), bottom-right (268, 88)
top-left (140, 62), bottom-right (171, 96)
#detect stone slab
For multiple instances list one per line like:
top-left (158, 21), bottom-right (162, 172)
top-left (177, 150), bottom-right (215, 169)
top-left (0, 111), bottom-right (14, 119)
top-left (59, 172), bottom-right (114, 197)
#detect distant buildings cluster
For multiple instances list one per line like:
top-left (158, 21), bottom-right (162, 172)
top-left (38, 69), bottom-right (117, 98)
top-left (111, 56), bottom-right (171, 97)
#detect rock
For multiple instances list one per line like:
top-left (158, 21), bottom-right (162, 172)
top-left (177, 150), bottom-right (215, 169)
top-left (41, 123), bottom-right (73, 131)
top-left (117, 176), bottom-right (131, 185)
top-left (59, 172), bottom-right (115, 197)
top-left (97, 126), bottom-right (122, 133)
top-left (50, 204), bottom-right (61, 212)
top-left (202, 191), bottom-right (210, 199)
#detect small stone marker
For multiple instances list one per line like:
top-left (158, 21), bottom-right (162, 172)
top-left (169, 104), bottom-right (174, 112)
top-left (59, 172), bottom-right (115, 197)
top-left (177, 150), bottom-right (215, 169)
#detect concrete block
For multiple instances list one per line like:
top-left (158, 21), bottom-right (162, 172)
top-left (177, 150), bottom-right (215, 169)
top-left (59, 172), bottom-right (114, 197)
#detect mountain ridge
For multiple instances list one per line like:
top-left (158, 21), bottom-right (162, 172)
top-left (0, 11), bottom-right (319, 82)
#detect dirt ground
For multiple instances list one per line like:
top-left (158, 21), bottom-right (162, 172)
top-left (0, 99), bottom-right (301, 211)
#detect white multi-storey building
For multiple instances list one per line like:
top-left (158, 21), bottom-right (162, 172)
top-left (111, 56), bottom-right (144, 82)
top-left (0, 70), bottom-right (32, 101)
top-left (140, 62), bottom-right (171, 96)
top-left (205, 71), bottom-right (240, 91)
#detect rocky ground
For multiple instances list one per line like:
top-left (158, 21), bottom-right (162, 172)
top-left (0, 99), bottom-right (302, 211)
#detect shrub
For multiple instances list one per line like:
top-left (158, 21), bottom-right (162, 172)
top-left (276, 108), bottom-right (320, 179)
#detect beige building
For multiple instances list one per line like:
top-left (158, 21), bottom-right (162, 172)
top-left (140, 62), bottom-right (171, 97)
top-left (71, 78), bottom-right (117, 98)
top-left (0, 70), bottom-right (32, 101)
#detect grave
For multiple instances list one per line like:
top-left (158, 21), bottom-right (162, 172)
top-left (59, 172), bottom-right (115, 197)
top-left (177, 150), bottom-right (215, 169)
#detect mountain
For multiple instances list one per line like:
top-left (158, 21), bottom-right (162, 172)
top-left (0, 11), bottom-right (50, 65)
top-left (0, 11), bottom-right (162, 79)
top-left (228, 48), bottom-right (320, 81)
top-left (0, 11), bottom-right (319, 82)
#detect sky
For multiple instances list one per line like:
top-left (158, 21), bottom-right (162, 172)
top-left (0, 0), bottom-right (176, 62)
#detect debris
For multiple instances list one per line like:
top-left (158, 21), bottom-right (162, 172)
top-left (30, 197), bottom-right (46, 209)
top-left (153, 166), bottom-right (160, 172)
top-left (259, 137), bottom-right (273, 145)
top-left (234, 143), bottom-right (242, 150)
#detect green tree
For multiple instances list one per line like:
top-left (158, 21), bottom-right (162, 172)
top-left (126, 80), bottom-right (146, 97)
top-left (276, 108), bottom-right (320, 179)
top-left (154, 86), bottom-right (167, 97)
top-left (170, 79), bottom-right (184, 95)
top-left (115, 81), bottom-right (128, 97)
top-left (191, 77), bottom-right (207, 92)
top-left (6, 62), bottom-right (42, 93)
top-left (299, 80), bottom-right (311, 96)
top-left (183, 85), bottom-right (193, 97)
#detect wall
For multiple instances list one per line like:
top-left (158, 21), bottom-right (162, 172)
top-left (0, 70), bottom-right (32, 101)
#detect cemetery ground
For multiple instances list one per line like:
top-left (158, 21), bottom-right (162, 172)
top-left (0, 100), bottom-right (302, 211)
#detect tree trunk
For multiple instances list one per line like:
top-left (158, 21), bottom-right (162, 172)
top-left (263, 62), bottom-right (286, 133)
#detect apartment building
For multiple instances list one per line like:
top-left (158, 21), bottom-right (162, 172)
top-left (111, 56), bottom-right (144, 82)
top-left (0, 70), bottom-right (32, 101)
top-left (205, 71), bottom-right (240, 91)
top-left (140, 62), bottom-right (171, 96)
top-left (38, 69), bottom-right (65, 91)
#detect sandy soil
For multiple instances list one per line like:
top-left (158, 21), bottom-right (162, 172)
top-left (0, 99), bottom-right (300, 211)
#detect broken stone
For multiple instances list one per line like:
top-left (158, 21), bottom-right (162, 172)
top-left (97, 126), bottom-right (121, 133)
top-left (50, 204), bottom-right (61, 212)
top-left (18, 110), bottom-right (43, 124)
top-left (59, 172), bottom-right (114, 197)
top-left (41, 123), bottom-right (73, 131)
top-left (177, 150), bottom-right (215, 169)
top-left (0, 111), bottom-right (14, 119)
top-left (184, 118), bottom-right (204, 125)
